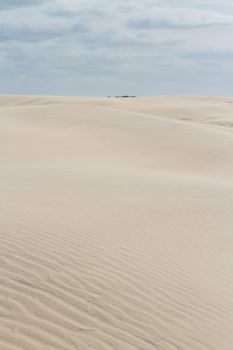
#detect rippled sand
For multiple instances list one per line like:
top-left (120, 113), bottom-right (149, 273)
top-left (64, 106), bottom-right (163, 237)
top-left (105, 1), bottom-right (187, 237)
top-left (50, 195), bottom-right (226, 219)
top-left (0, 96), bottom-right (233, 350)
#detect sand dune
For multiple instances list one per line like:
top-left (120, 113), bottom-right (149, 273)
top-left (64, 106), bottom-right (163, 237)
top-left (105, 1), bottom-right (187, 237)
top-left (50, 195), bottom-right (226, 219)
top-left (0, 96), bottom-right (233, 350)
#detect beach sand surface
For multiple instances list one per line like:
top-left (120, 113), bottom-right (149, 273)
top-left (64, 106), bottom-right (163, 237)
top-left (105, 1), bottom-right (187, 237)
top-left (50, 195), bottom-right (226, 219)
top-left (0, 96), bottom-right (233, 350)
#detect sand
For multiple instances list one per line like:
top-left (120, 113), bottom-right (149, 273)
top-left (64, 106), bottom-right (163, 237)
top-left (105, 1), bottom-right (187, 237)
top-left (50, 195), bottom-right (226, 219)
top-left (0, 96), bottom-right (233, 350)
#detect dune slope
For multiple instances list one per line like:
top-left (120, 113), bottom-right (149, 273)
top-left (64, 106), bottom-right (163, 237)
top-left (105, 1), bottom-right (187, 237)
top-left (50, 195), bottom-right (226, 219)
top-left (0, 96), bottom-right (233, 350)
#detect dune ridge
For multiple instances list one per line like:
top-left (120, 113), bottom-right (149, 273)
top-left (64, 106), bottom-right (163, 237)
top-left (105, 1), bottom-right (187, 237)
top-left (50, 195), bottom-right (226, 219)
top-left (0, 96), bottom-right (233, 350)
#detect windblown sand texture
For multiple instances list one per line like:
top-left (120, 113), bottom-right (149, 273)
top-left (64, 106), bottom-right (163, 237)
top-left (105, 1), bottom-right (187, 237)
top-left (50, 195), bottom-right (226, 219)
top-left (0, 96), bottom-right (233, 350)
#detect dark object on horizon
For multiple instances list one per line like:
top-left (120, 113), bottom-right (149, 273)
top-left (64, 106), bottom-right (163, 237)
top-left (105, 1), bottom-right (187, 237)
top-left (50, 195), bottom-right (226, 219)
top-left (121, 95), bottom-right (137, 98)
top-left (107, 95), bottom-right (137, 98)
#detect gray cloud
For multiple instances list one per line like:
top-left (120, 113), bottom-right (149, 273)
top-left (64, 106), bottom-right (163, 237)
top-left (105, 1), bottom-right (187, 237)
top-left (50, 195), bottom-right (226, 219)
top-left (0, 26), bottom-right (65, 42)
top-left (129, 7), bottom-right (233, 29)
top-left (0, 0), bottom-right (44, 11)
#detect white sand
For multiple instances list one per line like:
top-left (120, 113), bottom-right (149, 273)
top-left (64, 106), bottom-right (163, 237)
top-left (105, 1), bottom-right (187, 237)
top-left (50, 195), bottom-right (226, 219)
top-left (0, 96), bottom-right (233, 350)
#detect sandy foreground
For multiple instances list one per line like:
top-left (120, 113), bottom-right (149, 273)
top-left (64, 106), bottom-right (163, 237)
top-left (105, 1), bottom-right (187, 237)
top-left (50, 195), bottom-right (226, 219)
top-left (0, 96), bottom-right (233, 350)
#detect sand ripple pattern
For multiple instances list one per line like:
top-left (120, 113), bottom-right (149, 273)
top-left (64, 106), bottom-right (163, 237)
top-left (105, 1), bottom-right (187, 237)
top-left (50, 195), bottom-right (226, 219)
top-left (0, 96), bottom-right (233, 350)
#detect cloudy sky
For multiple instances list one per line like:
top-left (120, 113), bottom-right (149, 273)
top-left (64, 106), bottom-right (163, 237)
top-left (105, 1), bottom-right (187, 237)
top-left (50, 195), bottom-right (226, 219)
top-left (0, 0), bottom-right (233, 96)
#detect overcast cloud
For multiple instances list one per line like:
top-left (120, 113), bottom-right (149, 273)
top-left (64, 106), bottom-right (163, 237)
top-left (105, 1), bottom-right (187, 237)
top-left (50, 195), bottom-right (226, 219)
top-left (0, 0), bottom-right (233, 95)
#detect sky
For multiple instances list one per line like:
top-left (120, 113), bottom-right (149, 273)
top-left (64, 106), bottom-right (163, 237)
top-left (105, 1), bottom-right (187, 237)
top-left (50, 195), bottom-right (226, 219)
top-left (0, 0), bottom-right (233, 96)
